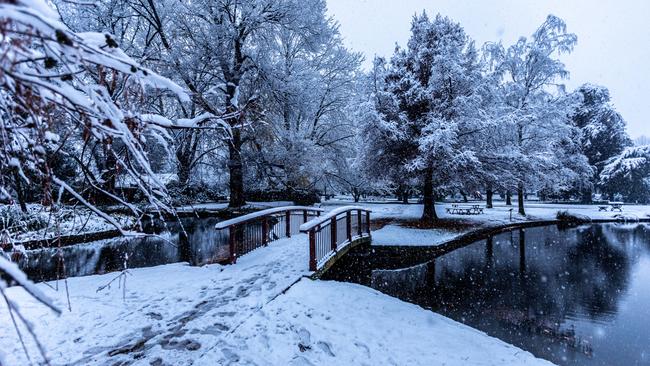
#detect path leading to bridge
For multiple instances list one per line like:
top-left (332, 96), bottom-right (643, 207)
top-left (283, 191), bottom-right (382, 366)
top-left (1, 234), bottom-right (311, 365)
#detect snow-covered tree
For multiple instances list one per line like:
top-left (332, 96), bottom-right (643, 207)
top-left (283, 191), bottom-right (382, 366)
top-left (0, 0), bottom-right (193, 361)
top-left (600, 146), bottom-right (650, 203)
top-left (485, 15), bottom-right (589, 215)
top-left (57, 0), bottom-right (359, 207)
top-left (0, 0), bottom-right (190, 223)
top-left (365, 13), bottom-right (487, 221)
top-left (572, 84), bottom-right (632, 201)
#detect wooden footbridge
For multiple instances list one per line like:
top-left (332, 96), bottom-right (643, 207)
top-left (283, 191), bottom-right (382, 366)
top-left (215, 206), bottom-right (372, 272)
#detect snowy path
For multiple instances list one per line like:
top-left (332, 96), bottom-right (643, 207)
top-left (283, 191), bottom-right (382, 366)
top-left (1, 235), bottom-right (312, 365)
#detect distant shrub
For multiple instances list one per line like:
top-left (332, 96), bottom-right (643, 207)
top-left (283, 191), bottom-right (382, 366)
top-left (556, 210), bottom-right (591, 224)
top-left (0, 206), bottom-right (48, 235)
top-left (245, 189), bottom-right (321, 206)
top-left (167, 181), bottom-right (226, 206)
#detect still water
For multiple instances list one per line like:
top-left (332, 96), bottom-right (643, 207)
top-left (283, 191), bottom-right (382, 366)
top-left (18, 217), bottom-right (230, 282)
top-left (331, 223), bottom-right (650, 366)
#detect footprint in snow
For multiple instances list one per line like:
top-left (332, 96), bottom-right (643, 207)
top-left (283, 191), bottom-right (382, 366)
top-left (317, 341), bottom-right (335, 357)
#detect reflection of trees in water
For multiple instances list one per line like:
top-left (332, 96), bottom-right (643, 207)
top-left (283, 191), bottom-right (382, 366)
top-left (567, 225), bottom-right (631, 320)
top-left (368, 225), bottom-right (637, 364)
top-left (18, 217), bottom-right (233, 282)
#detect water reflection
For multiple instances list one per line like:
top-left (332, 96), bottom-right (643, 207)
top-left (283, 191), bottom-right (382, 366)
top-left (18, 217), bottom-right (229, 282)
top-left (332, 223), bottom-right (650, 366)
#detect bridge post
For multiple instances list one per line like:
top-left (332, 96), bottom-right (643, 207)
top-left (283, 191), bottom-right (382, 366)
top-left (303, 209), bottom-right (308, 223)
top-left (366, 211), bottom-right (371, 235)
top-left (330, 217), bottom-right (337, 250)
top-left (229, 225), bottom-right (237, 264)
top-left (309, 229), bottom-right (317, 271)
top-left (346, 211), bottom-right (352, 242)
top-left (285, 211), bottom-right (291, 238)
top-left (357, 209), bottom-right (362, 236)
top-left (262, 218), bottom-right (268, 246)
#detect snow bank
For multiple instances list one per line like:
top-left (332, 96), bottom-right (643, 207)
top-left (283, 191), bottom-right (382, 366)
top-left (225, 279), bottom-right (554, 366)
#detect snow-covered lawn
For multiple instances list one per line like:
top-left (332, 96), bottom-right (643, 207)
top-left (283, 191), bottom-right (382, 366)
top-left (226, 279), bottom-right (553, 366)
top-left (322, 200), bottom-right (650, 247)
top-left (372, 224), bottom-right (460, 246)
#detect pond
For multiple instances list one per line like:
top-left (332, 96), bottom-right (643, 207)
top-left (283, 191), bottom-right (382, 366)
top-left (17, 217), bottom-right (230, 282)
top-left (325, 223), bottom-right (650, 366)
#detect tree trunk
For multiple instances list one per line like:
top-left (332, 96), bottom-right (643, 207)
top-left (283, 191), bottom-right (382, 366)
top-left (402, 190), bottom-right (409, 204)
top-left (228, 129), bottom-right (245, 208)
top-left (486, 188), bottom-right (493, 209)
top-left (517, 182), bottom-right (526, 216)
top-left (421, 167), bottom-right (438, 221)
top-left (581, 187), bottom-right (593, 203)
top-left (13, 171), bottom-right (28, 213)
top-left (461, 190), bottom-right (468, 203)
top-left (505, 191), bottom-right (512, 206)
top-left (352, 188), bottom-right (360, 202)
top-left (177, 162), bottom-right (191, 188)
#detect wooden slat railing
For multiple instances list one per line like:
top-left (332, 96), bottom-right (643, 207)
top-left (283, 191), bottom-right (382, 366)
top-left (215, 206), bottom-right (325, 263)
top-left (300, 206), bottom-right (371, 271)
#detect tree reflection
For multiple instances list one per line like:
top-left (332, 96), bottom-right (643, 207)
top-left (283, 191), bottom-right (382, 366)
top-left (348, 224), bottom-right (650, 366)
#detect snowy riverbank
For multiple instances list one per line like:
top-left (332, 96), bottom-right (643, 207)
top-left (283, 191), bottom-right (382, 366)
top-left (325, 200), bottom-right (650, 247)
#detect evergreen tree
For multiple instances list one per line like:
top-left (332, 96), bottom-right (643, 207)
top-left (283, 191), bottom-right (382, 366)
top-left (573, 84), bottom-right (633, 201)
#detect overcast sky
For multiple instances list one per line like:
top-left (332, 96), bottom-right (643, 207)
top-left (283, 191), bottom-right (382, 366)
top-left (326, 0), bottom-right (649, 138)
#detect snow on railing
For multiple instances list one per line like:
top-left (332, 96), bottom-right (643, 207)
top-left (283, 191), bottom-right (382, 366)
top-left (215, 206), bottom-right (324, 263)
top-left (300, 206), bottom-right (372, 271)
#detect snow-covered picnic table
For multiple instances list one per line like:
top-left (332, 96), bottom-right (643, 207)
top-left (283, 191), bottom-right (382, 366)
top-left (597, 202), bottom-right (624, 212)
top-left (446, 203), bottom-right (484, 215)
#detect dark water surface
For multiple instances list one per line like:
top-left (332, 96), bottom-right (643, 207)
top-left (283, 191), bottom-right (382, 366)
top-left (18, 217), bottom-right (229, 282)
top-left (328, 223), bottom-right (650, 366)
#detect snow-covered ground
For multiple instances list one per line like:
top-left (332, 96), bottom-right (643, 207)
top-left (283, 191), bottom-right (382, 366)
top-left (372, 224), bottom-right (461, 246)
top-left (1, 235), bottom-right (311, 365)
top-left (323, 200), bottom-right (650, 247)
top-left (225, 279), bottom-right (553, 366)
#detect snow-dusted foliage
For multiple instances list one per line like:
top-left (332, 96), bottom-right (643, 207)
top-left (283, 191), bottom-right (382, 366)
top-left (359, 13), bottom-right (495, 220)
top-left (600, 146), bottom-right (650, 203)
top-left (572, 84), bottom-right (633, 200)
top-left (0, 0), bottom-right (190, 225)
top-left (56, 0), bottom-right (360, 207)
top-left (484, 15), bottom-right (590, 214)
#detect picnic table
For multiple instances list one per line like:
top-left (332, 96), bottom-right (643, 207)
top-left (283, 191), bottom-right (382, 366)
top-left (597, 202), bottom-right (623, 212)
top-left (609, 202), bottom-right (624, 212)
top-left (446, 204), bottom-right (484, 215)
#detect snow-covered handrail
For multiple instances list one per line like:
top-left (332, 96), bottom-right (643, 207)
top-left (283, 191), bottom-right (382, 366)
top-left (299, 206), bottom-right (372, 271)
top-left (215, 206), bottom-right (324, 229)
top-left (300, 206), bottom-right (371, 232)
top-left (215, 205), bottom-right (325, 265)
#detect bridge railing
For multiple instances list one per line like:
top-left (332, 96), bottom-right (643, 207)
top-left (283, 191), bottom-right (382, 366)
top-left (215, 206), bottom-right (325, 263)
top-left (300, 206), bottom-right (371, 271)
